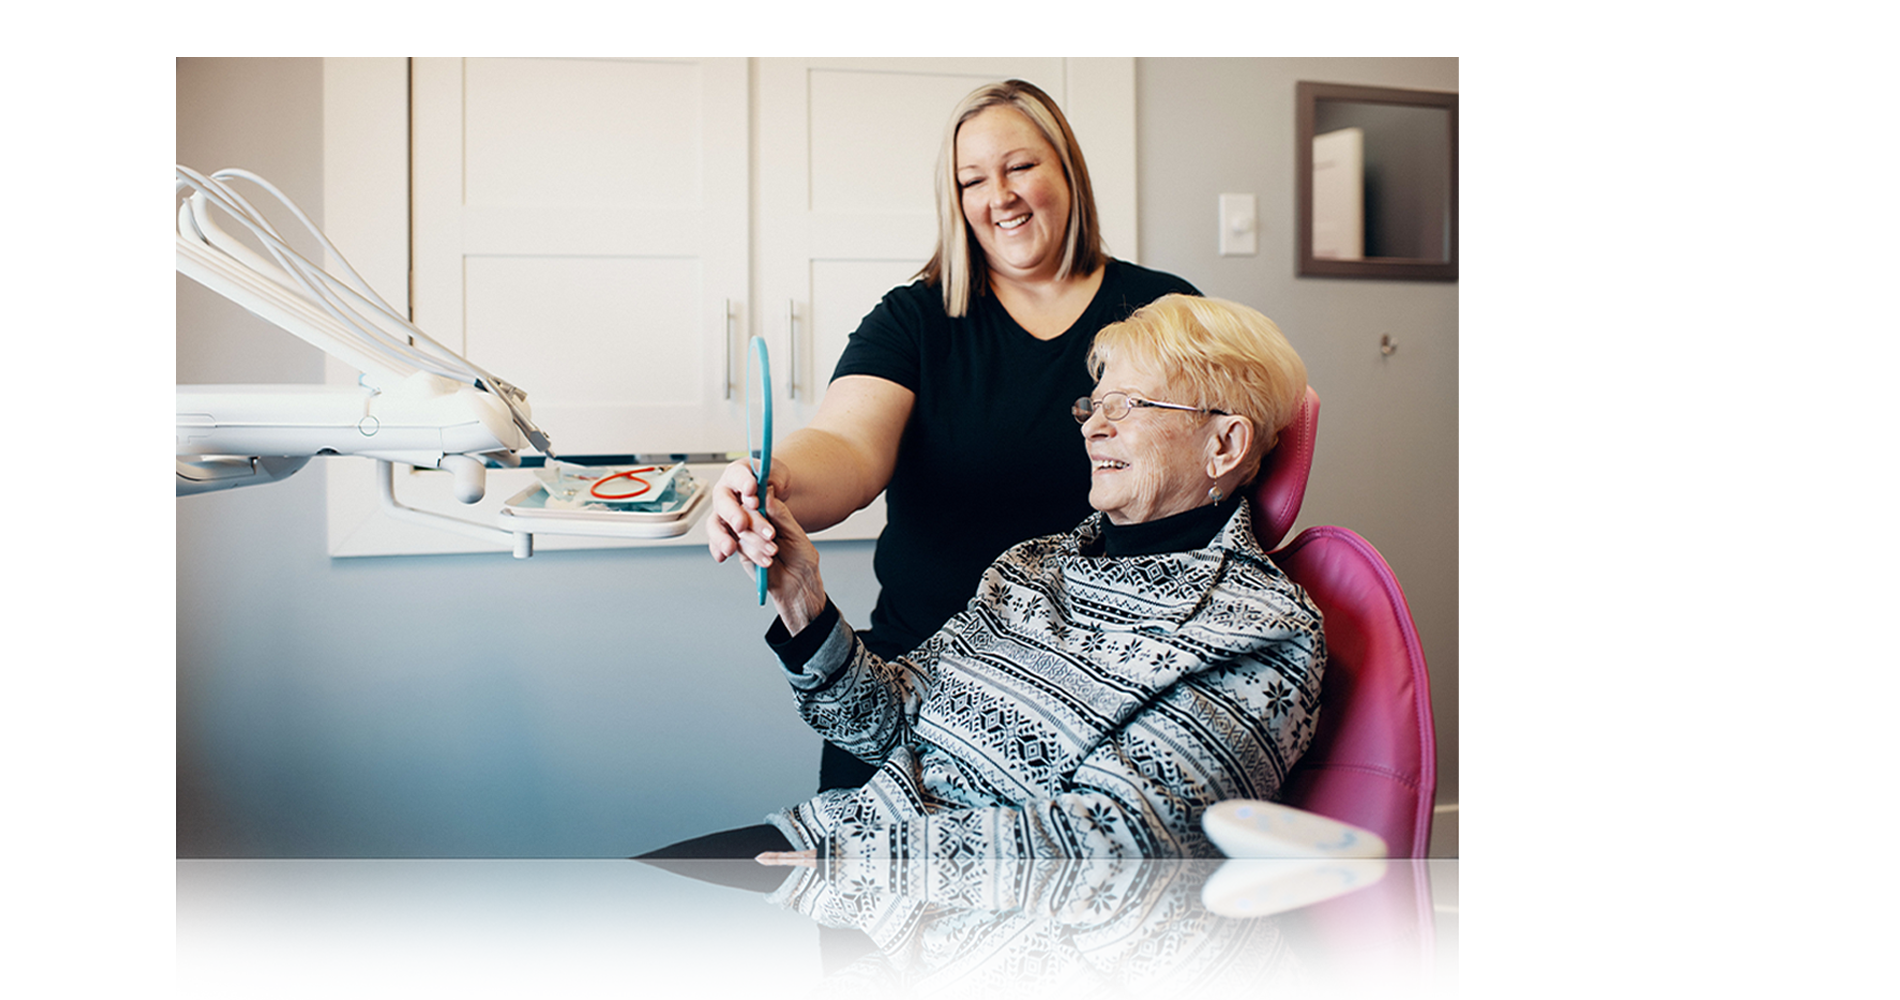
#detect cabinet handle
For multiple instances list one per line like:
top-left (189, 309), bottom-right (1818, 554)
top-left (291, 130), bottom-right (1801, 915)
top-left (723, 298), bottom-right (735, 400)
top-left (787, 300), bottom-right (799, 401)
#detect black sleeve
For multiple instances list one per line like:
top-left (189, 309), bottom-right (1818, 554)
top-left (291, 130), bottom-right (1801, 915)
top-left (764, 599), bottom-right (844, 674)
top-left (829, 282), bottom-right (935, 391)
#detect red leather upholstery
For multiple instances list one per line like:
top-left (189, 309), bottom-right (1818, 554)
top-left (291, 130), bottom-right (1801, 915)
top-left (1246, 391), bottom-right (1436, 1000)
top-left (1248, 385), bottom-right (1320, 550)
top-left (1260, 525), bottom-right (1443, 971)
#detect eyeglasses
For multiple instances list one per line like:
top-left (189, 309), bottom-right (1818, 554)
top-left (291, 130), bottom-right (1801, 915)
top-left (1072, 392), bottom-right (1229, 424)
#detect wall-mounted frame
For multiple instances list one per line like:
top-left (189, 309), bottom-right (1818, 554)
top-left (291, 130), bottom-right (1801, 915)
top-left (1297, 81), bottom-right (1457, 281)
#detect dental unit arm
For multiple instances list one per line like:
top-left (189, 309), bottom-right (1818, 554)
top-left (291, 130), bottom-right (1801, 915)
top-left (175, 165), bottom-right (553, 503)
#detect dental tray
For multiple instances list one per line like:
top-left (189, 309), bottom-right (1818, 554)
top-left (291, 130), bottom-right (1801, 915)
top-left (497, 464), bottom-right (705, 543)
top-left (507, 462), bottom-right (702, 522)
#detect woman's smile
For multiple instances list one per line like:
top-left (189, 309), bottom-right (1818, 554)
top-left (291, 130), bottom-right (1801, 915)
top-left (955, 105), bottom-right (1072, 285)
top-left (1081, 357), bottom-right (1219, 526)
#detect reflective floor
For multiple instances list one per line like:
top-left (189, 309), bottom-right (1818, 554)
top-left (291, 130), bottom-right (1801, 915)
top-left (171, 859), bottom-right (1892, 996)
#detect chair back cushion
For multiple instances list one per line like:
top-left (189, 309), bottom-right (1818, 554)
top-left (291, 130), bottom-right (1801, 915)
top-left (1249, 386), bottom-right (1320, 550)
top-left (1272, 525), bottom-right (1437, 857)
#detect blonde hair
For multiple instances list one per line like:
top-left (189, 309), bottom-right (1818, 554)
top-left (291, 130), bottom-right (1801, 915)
top-left (917, 79), bottom-right (1106, 317)
top-left (1087, 294), bottom-right (1309, 482)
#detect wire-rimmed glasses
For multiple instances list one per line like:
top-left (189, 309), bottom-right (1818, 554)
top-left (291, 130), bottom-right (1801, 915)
top-left (1072, 392), bottom-right (1228, 424)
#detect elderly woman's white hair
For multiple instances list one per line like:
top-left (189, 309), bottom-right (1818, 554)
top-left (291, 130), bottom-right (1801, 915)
top-left (916, 79), bottom-right (1107, 317)
top-left (1087, 294), bottom-right (1309, 484)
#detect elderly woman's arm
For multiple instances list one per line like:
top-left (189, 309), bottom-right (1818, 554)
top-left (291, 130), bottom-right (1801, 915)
top-left (757, 489), bottom-right (939, 761)
top-left (767, 603), bottom-right (938, 768)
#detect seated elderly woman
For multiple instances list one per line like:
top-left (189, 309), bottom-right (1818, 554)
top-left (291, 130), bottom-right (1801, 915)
top-left (654, 294), bottom-right (1323, 863)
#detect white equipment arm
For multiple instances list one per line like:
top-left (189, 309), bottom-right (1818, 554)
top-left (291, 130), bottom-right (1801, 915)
top-left (175, 165), bottom-right (553, 502)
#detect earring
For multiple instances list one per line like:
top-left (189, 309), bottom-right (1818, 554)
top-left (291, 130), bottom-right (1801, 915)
top-left (1207, 484), bottom-right (1224, 504)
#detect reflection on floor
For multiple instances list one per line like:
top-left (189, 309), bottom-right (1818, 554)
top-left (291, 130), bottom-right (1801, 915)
top-left (167, 863), bottom-right (813, 1000)
top-left (171, 859), bottom-right (1892, 996)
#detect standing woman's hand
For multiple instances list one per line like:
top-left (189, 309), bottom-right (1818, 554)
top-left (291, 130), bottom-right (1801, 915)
top-left (707, 457), bottom-right (782, 571)
top-left (704, 376), bottom-right (916, 575)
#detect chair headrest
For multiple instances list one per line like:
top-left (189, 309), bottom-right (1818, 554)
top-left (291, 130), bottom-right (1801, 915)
top-left (1248, 385), bottom-right (1320, 550)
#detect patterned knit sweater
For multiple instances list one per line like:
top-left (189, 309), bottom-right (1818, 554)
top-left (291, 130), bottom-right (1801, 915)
top-left (767, 502), bottom-right (1325, 860)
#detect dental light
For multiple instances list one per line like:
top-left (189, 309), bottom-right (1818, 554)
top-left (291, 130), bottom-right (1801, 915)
top-left (175, 165), bottom-right (552, 504)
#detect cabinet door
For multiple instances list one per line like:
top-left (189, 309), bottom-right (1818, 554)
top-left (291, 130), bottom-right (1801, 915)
top-left (412, 57), bottom-right (751, 457)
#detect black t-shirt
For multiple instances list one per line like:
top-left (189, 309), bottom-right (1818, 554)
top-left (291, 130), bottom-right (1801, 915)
top-left (831, 259), bottom-right (1200, 657)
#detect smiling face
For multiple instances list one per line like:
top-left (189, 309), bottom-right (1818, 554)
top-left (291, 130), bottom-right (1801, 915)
top-left (955, 105), bottom-right (1073, 287)
top-left (1082, 354), bottom-right (1222, 526)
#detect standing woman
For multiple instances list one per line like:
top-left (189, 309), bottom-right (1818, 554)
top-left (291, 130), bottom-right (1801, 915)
top-left (707, 80), bottom-right (1200, 790)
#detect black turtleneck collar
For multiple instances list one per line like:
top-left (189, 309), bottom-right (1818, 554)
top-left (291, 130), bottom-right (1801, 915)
top-left (1100, 496), bottom-right (1242, 557)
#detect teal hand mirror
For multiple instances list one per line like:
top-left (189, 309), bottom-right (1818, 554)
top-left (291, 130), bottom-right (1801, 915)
top-left (747, 335), bottom-right (773, 605)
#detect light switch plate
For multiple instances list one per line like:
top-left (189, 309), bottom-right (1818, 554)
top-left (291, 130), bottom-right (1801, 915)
top-left (1219, 193), bottom-right (1258, 256)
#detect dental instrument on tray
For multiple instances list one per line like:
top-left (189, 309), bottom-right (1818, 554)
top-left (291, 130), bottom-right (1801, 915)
top-left (175, 164), bottom-right (551, 503)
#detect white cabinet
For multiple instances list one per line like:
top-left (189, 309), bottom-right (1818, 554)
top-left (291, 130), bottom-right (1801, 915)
top-left (413, 58), bottom-right (751, 458)
top-left (324, 57), bottom-right (1135, 556)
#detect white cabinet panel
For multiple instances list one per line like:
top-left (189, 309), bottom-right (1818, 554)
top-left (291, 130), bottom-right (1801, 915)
top-left (413, 57), bottom-right (750, 458)
top-left (806, 258), bottom-right (929, 398)
top-left (462, 58), bottom-right (707, 209)
top-left (466, 256), bottom-right (704, 404)
top-left (804, 68), bottom-right (994, 215)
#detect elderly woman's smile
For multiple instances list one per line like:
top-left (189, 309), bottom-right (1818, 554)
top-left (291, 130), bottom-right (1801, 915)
top-left (1083, 355), bottom-right (1225, 526)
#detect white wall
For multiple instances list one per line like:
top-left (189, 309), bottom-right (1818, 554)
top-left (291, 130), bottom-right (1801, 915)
top-left (1444, 56), bottom-right (1892, 855)
top-left (1436, 52), bottom-right (1900, 1000)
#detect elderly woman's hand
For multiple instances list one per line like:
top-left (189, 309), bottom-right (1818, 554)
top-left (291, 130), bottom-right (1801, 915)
top-left (762, 492), bottom-right (828, 634)
top-left (706, 457), bottom-right (780, 570)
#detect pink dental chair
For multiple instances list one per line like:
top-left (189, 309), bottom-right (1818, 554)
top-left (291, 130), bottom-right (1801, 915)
top-left (1215, 387), bottom-right (1445, 988)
